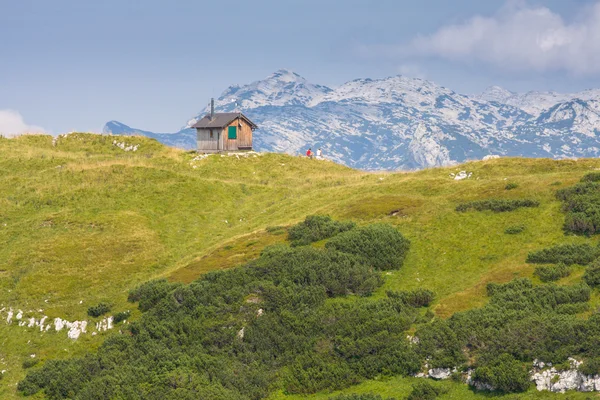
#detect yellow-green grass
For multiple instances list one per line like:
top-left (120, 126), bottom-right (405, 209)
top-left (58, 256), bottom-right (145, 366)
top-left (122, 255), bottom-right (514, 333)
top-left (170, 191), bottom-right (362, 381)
top-left (1, 133), bottom-right (600, 398)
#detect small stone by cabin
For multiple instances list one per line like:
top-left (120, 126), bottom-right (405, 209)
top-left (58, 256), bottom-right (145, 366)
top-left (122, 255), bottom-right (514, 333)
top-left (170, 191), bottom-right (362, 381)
top-left (192, 100), bottom-right (258, 153)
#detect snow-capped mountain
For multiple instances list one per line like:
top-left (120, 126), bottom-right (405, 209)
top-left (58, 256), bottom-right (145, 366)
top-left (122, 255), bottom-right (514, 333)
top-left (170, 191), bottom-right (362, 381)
top-left (103, 69), bottom-right (600, 170)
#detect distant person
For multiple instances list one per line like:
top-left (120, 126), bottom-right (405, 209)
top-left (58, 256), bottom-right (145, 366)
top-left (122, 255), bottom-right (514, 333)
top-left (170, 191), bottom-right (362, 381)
top-left (316, 148), bottom-right (322, 159)
top-left (306, 148), bottom-right (313, 158)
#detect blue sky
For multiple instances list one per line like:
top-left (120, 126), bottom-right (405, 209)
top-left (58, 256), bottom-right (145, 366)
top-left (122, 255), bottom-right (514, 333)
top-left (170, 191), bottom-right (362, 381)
top-left (2, 0), bottom-right (600, 135)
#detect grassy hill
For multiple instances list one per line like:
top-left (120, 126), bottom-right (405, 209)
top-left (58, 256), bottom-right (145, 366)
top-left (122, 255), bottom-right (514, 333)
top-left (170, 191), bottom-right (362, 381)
top-left (1, 133), bottom-right (599, 399)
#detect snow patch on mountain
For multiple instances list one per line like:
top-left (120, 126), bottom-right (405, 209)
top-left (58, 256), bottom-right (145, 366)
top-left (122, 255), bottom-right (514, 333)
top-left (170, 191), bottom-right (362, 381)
top-left (103, 70), bottom-right (600, 171)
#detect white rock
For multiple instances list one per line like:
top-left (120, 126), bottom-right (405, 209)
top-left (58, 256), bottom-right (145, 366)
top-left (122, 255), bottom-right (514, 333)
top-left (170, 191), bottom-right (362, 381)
top-left (27, 317), bottom-right (35, 328)
top-left (54, 318), bottom-right (65, 331)
top-left (428, 368), bottom-right (453, 380)
top-left (257, 309), bottom-right (264, 317)
top-left (454, 171), bottom-right (469, 180)
top-left (6, 309), bottom-right (13, 324)
top-left (237, 327), bottom-right (245, 339)
top-left (16, 310), bottom-right (23, 320)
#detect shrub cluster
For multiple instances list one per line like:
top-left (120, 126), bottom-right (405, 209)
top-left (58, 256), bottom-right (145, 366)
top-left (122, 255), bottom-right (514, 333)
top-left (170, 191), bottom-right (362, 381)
top-left (386, 289), bottom-right (434, 307)
top-left (534, 263), bottom-right (571, 282)
top-left (113, 311), bottom-right (130, 324)
top-left (86, 302), bottom-right (111, 318)
top-left (288, 215), bottom-right (355, 246)
top-left (556, 178), bottom-right (600, 235)
top-left (325, 224), bottom-right (410, 270)
top-left (330, 395), bottom-right (395, 400)
top-left (19, 221), bottom-right (424, 399)
top-left (583, 261), bottom-right (600, 287)
top-left (456, 199), bottom-right (539, 212)
top-left (580, 172), bottom-right (600, 183)
top-left (472, 354), bottom-right (530, 393)
top-left (526, 243), bottom-right (600, 265)
top-left (505, 182), bottom-right (519, 190)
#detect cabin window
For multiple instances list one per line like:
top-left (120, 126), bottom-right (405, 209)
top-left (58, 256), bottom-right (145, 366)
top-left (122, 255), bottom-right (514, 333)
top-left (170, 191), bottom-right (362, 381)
top-left (210, 130), bottom-right (214, 139)
top-left (228, 126), bottom-right (237, 139)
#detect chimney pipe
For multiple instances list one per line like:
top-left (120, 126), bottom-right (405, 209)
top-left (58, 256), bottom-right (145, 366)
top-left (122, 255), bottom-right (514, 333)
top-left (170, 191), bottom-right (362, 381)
top-left (210, 98), bottom-right (215, 121)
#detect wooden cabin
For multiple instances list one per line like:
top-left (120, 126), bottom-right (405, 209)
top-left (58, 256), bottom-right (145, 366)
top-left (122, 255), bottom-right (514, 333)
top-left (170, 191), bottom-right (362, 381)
top-left (192, 104), bottom-right (258, 152)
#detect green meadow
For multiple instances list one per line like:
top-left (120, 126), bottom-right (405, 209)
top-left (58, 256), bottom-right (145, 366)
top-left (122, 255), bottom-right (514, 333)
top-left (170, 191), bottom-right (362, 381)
top-left (1, 133), bottom-right (599, 399)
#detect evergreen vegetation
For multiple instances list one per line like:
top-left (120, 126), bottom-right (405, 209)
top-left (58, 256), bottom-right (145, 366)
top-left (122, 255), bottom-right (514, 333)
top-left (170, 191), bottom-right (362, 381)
top-left (533, 263), bottom-right (571, 282)
top-left (288, 215), bottom-right (355, 246)
top-left (325, 224), bottom-right (410, 270)
top-left (526, 243), bottom-right (600, 265)
top-left (19, 222), bottom-right (425, 399)
top-left (556, 175), bottom-right (600, 235)
top-left (455, 199), bottom-right (539, 212)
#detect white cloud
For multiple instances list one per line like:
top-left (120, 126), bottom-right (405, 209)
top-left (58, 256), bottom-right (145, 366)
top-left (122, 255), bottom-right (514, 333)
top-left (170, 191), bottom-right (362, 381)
top-left (0, 110), bottom-right (45, 137)
top-left (373, 1), bottom-right (600, 75)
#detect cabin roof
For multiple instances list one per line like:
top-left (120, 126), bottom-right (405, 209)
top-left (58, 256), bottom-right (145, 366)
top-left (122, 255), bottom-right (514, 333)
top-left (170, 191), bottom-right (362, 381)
top-left (191, 113), bottom-right (258, 129)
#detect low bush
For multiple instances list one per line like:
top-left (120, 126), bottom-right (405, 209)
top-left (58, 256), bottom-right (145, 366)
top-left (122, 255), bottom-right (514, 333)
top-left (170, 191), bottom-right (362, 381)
top-left (472, 354), bottom-right (530, 393)
top-left (579, 357), bottom-right (600, 376)
top-left (556, 180), bottom-right (600, 235)
top-left (113, 311), bottom-right (130, 324)
top-left (581, 173), bottom-right (600, 183)
top-left (456, 199), bottom-right (539, 212)
top-left (534, 263), bottom-right (571, 282)
top-left (526, 243), bottom-right (600, 265)
top-left (406, 380), bottom-right (446, 400)
top-left (504, 225), bottom-right (525, 234)
top-left (505, 182), bottom-right (518, 190)
top-left (583, 261), bottom-right (600, 287)
top-left (128, 279), bottom-right (182, 312)
top-left (329, 394), bottom-right (395, 400)
top-left (325, 224), bottom-right (410, 270)
top-left (386, 289), bottom-right (434, 307)
top-left (87, 302), bottom-right (111, 318)
top-left (288, 215), bottom-right (355, 246)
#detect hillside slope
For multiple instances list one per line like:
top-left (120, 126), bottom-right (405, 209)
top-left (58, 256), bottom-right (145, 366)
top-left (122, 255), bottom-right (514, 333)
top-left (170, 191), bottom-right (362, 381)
top-left (1, 134), bottom-right (600, 398)
top-left (105, 69), bottom-right (600, 170)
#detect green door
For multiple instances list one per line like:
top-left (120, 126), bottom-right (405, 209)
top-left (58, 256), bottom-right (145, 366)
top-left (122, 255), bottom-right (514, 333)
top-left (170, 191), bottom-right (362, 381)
top-left (228, 126), bottom-right (237, 139)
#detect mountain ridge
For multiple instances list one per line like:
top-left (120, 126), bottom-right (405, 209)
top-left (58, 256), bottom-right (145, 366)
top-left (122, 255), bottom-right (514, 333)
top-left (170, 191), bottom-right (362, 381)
top-left (104, 70), bottom-right (600, 170)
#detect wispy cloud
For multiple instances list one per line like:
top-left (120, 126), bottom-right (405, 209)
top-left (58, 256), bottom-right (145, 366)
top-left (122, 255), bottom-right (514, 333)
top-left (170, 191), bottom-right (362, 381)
top-left (0, 110), bottom-right (45, 137)
top-left (363, 1), bottom-right (600, 76)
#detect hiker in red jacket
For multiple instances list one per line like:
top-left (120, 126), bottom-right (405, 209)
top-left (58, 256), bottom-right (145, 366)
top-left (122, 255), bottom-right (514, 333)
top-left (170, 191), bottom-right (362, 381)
top-left (306, 148), bottom-right (313, 158)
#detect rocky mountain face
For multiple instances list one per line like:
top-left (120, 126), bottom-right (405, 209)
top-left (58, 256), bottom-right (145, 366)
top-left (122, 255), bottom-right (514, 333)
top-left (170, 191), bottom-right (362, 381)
top-left (103, 69), bottom-right (600, 170)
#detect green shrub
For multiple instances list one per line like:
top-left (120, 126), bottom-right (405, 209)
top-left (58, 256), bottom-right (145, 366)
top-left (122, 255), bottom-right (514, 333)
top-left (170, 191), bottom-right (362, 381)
top-left (526, 243), bottom-right (600, 265)
top-left (579, 357), bottom-right (600, 376)
top-left (128, 279), bottom-right (182, 312)
top-left (505, 183), bottom-right (518, 190)
top-left (472, 354), bottom-right (530, 393)
top-left (325, 224), bottom-right (410, 270)
top-left (329, 394), bottom-right (395, 400)
top-left (583, 261), bottom-right (600, 287)
top-left (288, 215), bottom-right (355, 246)
top-left (456, 199), bottom-right (539, 212)
top-left (581, 173), bottom-right (600, 183)
top-left (22, 358), bottom-right (39, 369)
top-left (87, 302), bottom-right (111, 318)
top-left (406, 380), bottom-right (446, 400)
top-left (555, 181), bottom-right (600, 235)
top-left (283, 355), bottom-right (359, 394)
top-left (504, 225), bottom-right (525, 234)
top-left (386, 289), bottom-right (434, 307)
top-left (534, 263), bottom-right (571, 282)
top-left (113, 311), bottom-right (130, 324)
